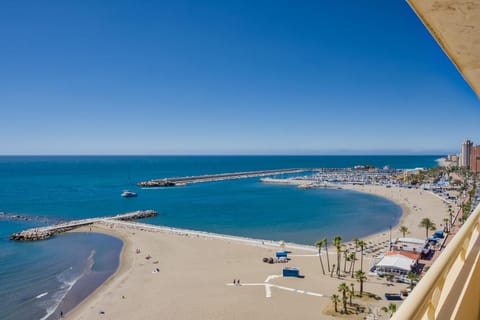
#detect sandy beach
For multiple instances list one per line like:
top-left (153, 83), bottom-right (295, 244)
top-left (66, 185), bottom-right (454, 320)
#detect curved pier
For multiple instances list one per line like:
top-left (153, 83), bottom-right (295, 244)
top-left (137, 168), bottom-right (311, 187)
top-left (9, 210), bottom-right (157, 241)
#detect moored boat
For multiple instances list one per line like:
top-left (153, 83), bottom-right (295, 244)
top-left (121, 190), bottom-right (138, 197)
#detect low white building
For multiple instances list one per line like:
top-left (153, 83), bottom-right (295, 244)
top-left (376, 251), bottom-right (419, 276)
top-left (392, 237), bottom-right (430, 256)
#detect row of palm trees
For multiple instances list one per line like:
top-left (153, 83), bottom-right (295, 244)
top-left (400, 218), bottom-right (437, 239)
top-left (330, 278), bottom-right (367, 314)
top-left (331, 282), bottom-right (398, 316)
top-left (314, 236), bottom-right (367, 278)
top-left (316, 220), bottom-right (438, 277)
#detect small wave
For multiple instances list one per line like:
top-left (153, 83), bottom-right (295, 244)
top-left (35, 292), bottom-right (48, 299)
top-left (39, 250), bottom-right (96, 320)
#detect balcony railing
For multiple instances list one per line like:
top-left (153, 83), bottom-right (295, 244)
top-left (392, 203), bottom-right (480, 319)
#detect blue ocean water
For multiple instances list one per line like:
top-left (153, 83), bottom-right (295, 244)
top-left (0, 226), bottom-right (121, 320)
top-left (0, 155), bottom-right (440, 319)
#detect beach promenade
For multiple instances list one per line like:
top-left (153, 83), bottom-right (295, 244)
top-left (65, 185), bottom-right (452, 320)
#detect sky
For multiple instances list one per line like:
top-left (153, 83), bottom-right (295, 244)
top-left (1, 0), bottom-right (479, 155)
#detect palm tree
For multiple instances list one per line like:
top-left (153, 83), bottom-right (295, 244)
top-left (357, 240), bottom-right (366, 272)
top-left (323, 237), bottom-right (331, 272)
top-left (382, 303), bottom-right (397, 317)
top-left (343, 249), bottom-right (349, 273)
top-left (338, 282), bottom-right (349, 314)
top-left (331, 294), bottom-right (340, 313)
top-left (314, 240), bottom-right (326, 275)
top-left (443, 217), bottom-right (450, 232)
top-left (399, 225), bottom-right (409, 238)
top-left (355, 270), bottom-right (367, 297)
top-left (334, 236), bottom-right (342, 277)
top-left (419, 218), bottom-right (436, 238)
top-left (330, 264), bottom-right (336, 278)
top-left (351, 238), bottom-right (359, 277)
top-left (348, 252), bottom-right (356, 274)
top-left (348, 283), bottom-right (354, 306)
top-left (407, 272), bottom-right (419, 288)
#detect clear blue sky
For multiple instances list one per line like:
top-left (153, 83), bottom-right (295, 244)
top-left (1, 0), bottom-right (479, 155)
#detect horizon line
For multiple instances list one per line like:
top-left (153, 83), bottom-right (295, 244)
top-left (0, 153), bottom-right (448, 157)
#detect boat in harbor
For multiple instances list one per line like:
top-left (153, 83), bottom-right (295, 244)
top-left (121, 190), bottom-right (138, 198)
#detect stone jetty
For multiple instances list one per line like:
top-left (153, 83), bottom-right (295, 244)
top-left (137, 168), bottom-right (311, 187)
top-left (9, 210), bottom-right (157, 241)
top-left (1, 211), bottom-right (66, 224)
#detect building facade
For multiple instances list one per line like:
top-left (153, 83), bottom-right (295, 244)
top-left (461, 140), bottom-right (473, 167)
top-left (470, 146), bottom-right (480, 174)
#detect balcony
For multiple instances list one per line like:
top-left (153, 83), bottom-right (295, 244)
top-left (392, 202), bottom-right (480, 319)
top-left (395, 3), bottom-right (480, 317)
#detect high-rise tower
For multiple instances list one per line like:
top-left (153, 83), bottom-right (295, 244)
top-left (461, 140), bottom-right (473, 167)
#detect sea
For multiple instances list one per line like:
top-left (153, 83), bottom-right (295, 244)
top-left (0, 155), bottom-right (440, 319)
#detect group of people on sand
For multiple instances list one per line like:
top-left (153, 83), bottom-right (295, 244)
top-left (233, 279), bottom-right (241, 286)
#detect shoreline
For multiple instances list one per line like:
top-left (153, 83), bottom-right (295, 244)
top-left (63, 227), bottom-right (133, 319)
top-left (44, 233), bottom-right (123, 320)
top-left (66, 184), bottom-right (452, 319)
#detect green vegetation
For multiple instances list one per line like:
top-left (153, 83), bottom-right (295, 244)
top-left (382, 303), bottom-right (397, 317)
top-left (419, 218), bottom-right (436, 238)
top-left (347, 252), bottom-right (355, 275)
top-left (314, 239), bottom-right (326, 275)
top-left (407, 272), bottom-right (419, 289)
top-left (461, 183), bottom-right (477, 223)
top-left (349, 283), bottom-right (354, 305)
top-left (358, 240), bottom-right (366, 273)
top-left (330, 294), bottom-right (340, 313)
top-left (399, 225), bottom-right (409, 238)
top-left (334, 236), bottom-right (342, 278)
top-left (355, 270), bottom-right (367, 297)
top-left (323, 237), bottom-right (331, 273)
top-left (351, 238), bottom-right (359, 277)
top-left (338, 282), bottom-right (349, 313)
top-left (400, 166), bottom-right (444, 185)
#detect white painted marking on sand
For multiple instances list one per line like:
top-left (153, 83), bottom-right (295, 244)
top-left (289, 254), bottom-right (319, 257)
top-left (226, 282), bottom-right (324, 298)
top-left (264, 275), bottom-right (281, 283)
top-left (265, 284), bottom-right (272, 298)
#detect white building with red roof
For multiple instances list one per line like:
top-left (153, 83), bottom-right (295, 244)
top-left (376, 250), bottom-right (420, 276)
